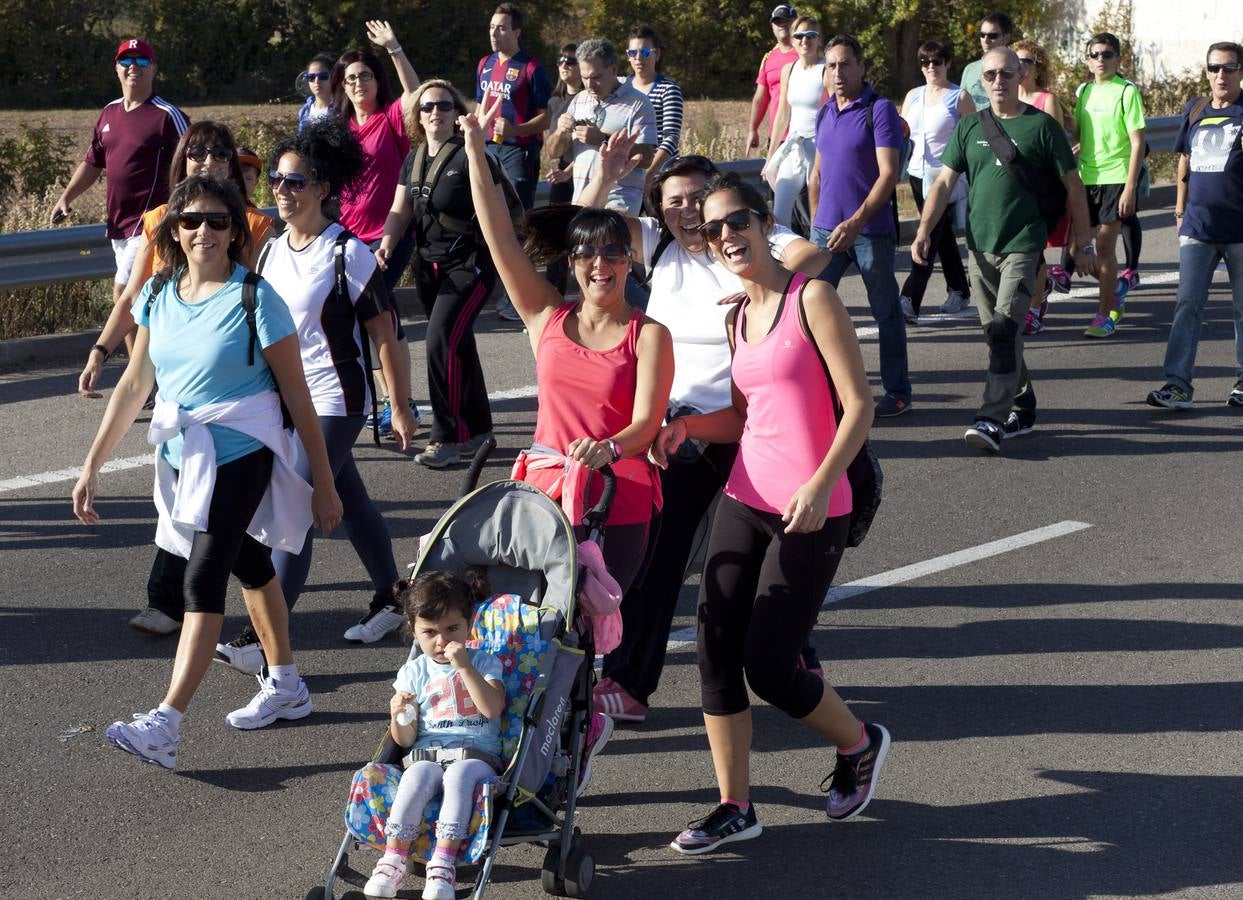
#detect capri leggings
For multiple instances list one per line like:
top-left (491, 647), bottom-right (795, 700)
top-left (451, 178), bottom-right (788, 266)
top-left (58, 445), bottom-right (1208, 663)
top-left (697, 494), bottom-right (849, 719)
top-left (273, 414), bottom-right (399, 610)
top-left (182, 447), bottom-right (276, 615)
top-left (385, 758), bottom-right (496, 842)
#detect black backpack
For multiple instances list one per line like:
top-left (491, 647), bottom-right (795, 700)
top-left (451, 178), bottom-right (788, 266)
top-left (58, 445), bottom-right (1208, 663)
top-left (255, 230), bottom-right (383, 445)
top-left (977, 108), bottom-right (1068, 231)
top-left (407, 135), bottom-right (524, 238)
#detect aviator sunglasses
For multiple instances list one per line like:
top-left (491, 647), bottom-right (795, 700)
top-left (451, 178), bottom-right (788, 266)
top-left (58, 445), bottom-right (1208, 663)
top-left (1207, 62), bottom-right (1242, 73)
top-left (268, 172), bottom-right (313, 192)
top-left (981, 68), bottom-right (1017, 82)
top-left (178, 212), bottom-right (232, 231)
top-left (627, 47), bottom-right (654, 59)
top-left (185, 146), bottom-right (234, 163)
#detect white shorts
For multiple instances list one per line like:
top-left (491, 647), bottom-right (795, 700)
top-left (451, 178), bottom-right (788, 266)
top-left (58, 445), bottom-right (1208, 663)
top-left (111, 236), bottom-right (142, 285)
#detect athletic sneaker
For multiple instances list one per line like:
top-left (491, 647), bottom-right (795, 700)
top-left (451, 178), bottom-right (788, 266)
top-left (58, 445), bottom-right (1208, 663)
top-left (415, 441), bottom-right (461, 469)
top-left (1001, 411), bottom-right (1035, 439)
top-left (1228, 382), bottom-right (1243, 408)
top-left (576, 712), bottom-right (615, 798)
top-left (823, 722), bottom-right (892, 822)
top-left (1146, 384), bottom-right (1193, 410)
top-left (1083, 314), bottom-right (1116, 338)
top-left (670, 802), bottom-right (762, 855)
top-left (496, 294), bottom-right (522, 322)
top-left (106, 709), bottom-right (179, 770)
top-left (875, 394), bottom-right (912, 418)
top-left (461, 431), bottom-right (495, 457)
top-left (593, 677), bottom-right (648, 723)
top-left (422, 863), bottom-right (456, 900)
top-left (1023, 310), bottom-right (1045, 335)
top-left (344, 603), bottom-right (406, 643)
top-left (214, 626), bottom-right (266, 675)
top-left (900, 296), bottom-right (919, 325)
top-left (964, 419), bottom-right (1003, 453)
top-left (224, 669), bottom-right (313, 730)
top-left (128, 606), bottom-right (181, 636)
top-left (939, 289), bottom-right (972, 315)
top-left (1120, 266), bottom-right (1140, 290)
top-left (377, 398), bottom-right (423, 440)
top-left (799, 645), bottom-right (824, 678)
top-left (1110, 294), bottom-right (1128, 323)
top-left (1048, 264), bottom-right (1072, 294)
top-left (363, 854), bottom-right (407, 898)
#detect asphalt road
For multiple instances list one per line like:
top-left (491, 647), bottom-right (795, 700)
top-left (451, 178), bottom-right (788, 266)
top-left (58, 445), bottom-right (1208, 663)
top-left (2, 206), bottom-right (1242, 900)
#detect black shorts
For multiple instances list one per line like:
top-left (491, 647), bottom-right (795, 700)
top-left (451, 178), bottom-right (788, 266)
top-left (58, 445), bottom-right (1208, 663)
top-left (1085, 183), bottom-right (1126, 227)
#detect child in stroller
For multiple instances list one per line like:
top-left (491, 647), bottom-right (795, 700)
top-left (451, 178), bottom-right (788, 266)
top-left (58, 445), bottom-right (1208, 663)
top-left (364, 570), bottom-right (507, 900)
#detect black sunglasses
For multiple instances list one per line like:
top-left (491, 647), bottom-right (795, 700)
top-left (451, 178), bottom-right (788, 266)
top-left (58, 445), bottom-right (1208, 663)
top-left (558, 56), bottom-right (578, 66)
top-left (919, 56), bottom-right (946, 67)
top-left (420, 100), bottom-right (456, 113)
top-left (303, 71), bottom-right (331, 83)
top-left (698, 209), bottom-right (760, 243)
top-left (980, 31), bottom-right (1004, 40)
top-left (185, 146), bottom-right (233, 163)
top-left (569, 243), bottom-right (630, 263)
top-left (1207, 62), bottom-right (1242, 73)
top-left (177, 212), bottom-right (232, 231)
top-left (268, 172), bottom-right (312, 192)
top-left (1087, 50), bottom-right (1118, 60)
top-left (981, 68), bottom-right (1017, 82)
top-left (792, 31), bottom-right (820, 41)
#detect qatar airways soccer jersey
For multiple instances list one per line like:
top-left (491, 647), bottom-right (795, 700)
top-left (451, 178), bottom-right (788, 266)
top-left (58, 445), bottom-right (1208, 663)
top-left (476, 50), bottom-right (552, 147)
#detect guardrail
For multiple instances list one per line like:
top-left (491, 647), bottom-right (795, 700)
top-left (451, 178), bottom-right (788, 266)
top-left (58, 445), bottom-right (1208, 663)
top-left (0, 115), bottom-right (1182, 292)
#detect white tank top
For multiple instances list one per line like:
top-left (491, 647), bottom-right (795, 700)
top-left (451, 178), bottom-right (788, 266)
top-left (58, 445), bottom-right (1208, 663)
top-left (786, 61), bottom-right (826, 138)
top-left (906, 84), bottom-right (963, 177)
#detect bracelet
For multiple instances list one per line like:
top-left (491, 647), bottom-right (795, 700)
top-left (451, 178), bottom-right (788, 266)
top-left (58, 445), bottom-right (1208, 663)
top-left (388, 45), bottom-right (403, 55)
top-left (92, 343), bottom-right (110, 359)
top-left (607, 439), bottom-right (622, 463)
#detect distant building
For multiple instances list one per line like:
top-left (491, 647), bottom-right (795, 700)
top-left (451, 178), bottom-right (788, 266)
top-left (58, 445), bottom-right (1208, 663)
top-left (1061, 0), bottom-right (1237, 78)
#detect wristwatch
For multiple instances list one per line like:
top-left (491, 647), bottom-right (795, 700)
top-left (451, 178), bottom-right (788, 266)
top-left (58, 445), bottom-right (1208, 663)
top-left (607, 439), bottom-right (622, 463)
top-left (1079, 241), bottom-right (1096, 255)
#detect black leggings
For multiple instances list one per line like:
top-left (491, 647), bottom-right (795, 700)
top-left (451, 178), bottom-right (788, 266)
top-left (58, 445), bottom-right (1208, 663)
top-left (180, 448), bottom-right (276, 615)
top-left (697, 495), bottom-right (849, 719)
top-left (901, 176), bottom-right (969, 311)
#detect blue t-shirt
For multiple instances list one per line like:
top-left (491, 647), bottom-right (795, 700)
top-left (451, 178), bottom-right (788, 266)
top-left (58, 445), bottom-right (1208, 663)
top-left (394, 648), bottom-right (505, 757)
top-left (1174, 95), bottom-right (1243, 244)
top-left (475, 50), bottom-right (552, 146)
top-left (134, 264), bottom-right (296, 469)
top-left (813, 84), bottom-right (904, 236)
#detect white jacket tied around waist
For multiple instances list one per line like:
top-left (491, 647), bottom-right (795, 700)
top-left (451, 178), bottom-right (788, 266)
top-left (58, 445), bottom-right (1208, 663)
top-left (148, 391), bottom-right (313, 559)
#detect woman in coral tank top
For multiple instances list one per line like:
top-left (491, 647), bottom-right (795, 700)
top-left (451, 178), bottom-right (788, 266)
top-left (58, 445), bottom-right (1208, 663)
top-left (461, 96), bottom-right (673, 592)
top-left (653, 173), bottom-right (892, 856)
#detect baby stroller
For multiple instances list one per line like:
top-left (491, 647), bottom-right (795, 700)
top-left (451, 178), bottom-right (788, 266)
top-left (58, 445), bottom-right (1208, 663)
top-left (307, 443), bottom-right (617, 900)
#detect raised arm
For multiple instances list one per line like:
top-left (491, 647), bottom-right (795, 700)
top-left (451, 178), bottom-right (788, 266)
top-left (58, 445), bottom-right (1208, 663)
top-left (578, 129), bottom-right (645, 248)
top-left (366, 20), bottom-right (420, 105)
top-left (460, 97), bottom-right (561, 342)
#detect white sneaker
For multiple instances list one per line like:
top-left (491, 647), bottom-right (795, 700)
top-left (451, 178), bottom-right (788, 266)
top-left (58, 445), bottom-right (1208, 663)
top-left (939, 290), bottom-right (973, 316)
top-left (344, 605), bottom-right (406, 643)
top-left (225, 671), bottom-right (313, 730)
top-left (213, 629), bottom-right (266, 676)
top-left (364, 854), bottom-right (407, 898)
top-left (106, 709), bottom-right (179, 769)
top-left (422, 864), bottom-right (457, 900)
top-left (899, 296), bottom-right (918, 325)
top-left (128, 607), bottom-right (181, 636)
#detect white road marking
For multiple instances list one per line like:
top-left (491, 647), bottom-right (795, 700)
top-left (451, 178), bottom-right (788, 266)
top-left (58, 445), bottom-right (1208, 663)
top-left (665, 520), bottom-right (1092, 648)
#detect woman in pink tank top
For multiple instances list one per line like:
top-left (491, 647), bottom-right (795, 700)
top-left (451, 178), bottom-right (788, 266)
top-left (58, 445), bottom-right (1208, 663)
top-left (652, 173), bottom-right (893, 855)
top-left (460, 96), bottom-right (673, 592)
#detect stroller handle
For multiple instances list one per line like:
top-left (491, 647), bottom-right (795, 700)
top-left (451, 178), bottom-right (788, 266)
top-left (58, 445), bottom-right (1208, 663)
top-left (461, 434), bottom-right (499, 495)
top-left (580, 464), bottom-right (617, 533)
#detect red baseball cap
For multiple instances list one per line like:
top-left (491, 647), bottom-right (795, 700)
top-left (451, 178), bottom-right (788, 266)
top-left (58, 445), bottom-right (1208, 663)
top-left (115, 38), bottom-right (155, 63)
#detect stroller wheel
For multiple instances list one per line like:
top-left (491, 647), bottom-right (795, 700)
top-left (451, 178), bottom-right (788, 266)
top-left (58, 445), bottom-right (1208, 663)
top-left (564, 849), bottom-right (594, 898)
top-left (302, 889), bottom-right (326, 900)
top-left (541, 845), bottom-right (567, 896)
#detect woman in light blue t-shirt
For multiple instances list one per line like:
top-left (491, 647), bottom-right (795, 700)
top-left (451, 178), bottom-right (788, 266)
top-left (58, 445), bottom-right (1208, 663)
top-left (72, 176), bottom-right (342, 771)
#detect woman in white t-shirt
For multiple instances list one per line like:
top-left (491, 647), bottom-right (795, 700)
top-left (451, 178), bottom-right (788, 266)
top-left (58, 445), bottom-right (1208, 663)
top-left (762, 15), bottom-right (827, 228)
top-left (575, 142), bottom-right (831, 723)
top-left (214, 121), bottom-right (419, 673)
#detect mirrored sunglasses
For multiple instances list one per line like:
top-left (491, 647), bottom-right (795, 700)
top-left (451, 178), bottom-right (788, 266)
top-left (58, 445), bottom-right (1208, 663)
top-left (627, 48), bottom-right (654, 59)
top-left (118, 56), bottom-right (151, 68)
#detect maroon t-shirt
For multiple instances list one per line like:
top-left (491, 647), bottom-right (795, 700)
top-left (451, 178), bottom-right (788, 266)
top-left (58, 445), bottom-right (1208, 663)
top-left (84, 95), bottom-right (189, 238)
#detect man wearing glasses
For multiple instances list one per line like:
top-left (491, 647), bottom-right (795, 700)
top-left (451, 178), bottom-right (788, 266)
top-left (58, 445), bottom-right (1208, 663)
top-left (50, 39), bottom-right (188, 318)
top-left (1075, 32), bottom-right (1147, 338)
top-left (913, 47), bottom-right (1095, 452)
top-left (1147, 42), bottom-right (1243, 411)
top-left (748, 5), bottom-right (800, 152)
top-left (961, 12), bottom-right (1013, 110)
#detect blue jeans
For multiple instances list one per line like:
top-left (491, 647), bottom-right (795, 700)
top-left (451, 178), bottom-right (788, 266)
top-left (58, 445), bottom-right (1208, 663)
top-left (1163, 236), bottom-right (1243, 394)
top-left (809, 229), bottom-right (911, 401)
top-left (485, 141), bottom-right (540, 210)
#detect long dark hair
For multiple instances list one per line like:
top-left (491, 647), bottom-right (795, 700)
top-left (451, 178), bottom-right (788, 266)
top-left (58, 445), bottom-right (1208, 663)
top-left (647, 154), bottom-right (719, 236)
top-left (167, 122), bottom-right (247, 202)
top-left (552, 42), bottom-right (579, 99)
top-left (522, 205), bottom-right (629, 268)
top-left (270, 119), bottom-right (366, 205)
top-left (331, 48), bottom-right (394, 119)
top-left (152, 176), bottom-right (251, 278)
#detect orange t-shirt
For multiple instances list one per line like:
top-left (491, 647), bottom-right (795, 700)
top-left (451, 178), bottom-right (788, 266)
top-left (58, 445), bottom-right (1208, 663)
top-left (139, 204), bottom-right (274, 280)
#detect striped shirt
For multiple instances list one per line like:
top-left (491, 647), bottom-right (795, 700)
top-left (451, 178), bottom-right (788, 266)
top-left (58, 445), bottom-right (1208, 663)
top-left (630, 76), bottom-right (684, 158)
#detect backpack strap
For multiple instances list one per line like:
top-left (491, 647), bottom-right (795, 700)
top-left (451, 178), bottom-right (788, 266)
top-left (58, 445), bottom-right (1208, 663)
top-left (145, 269), bottom-right (172, 321)
top-left (1187, 95), bottom-right (1212, 127)
top-left (639, 229), bottom-right (676, 290)
top-left (241, 271), bottom-right (261, 366)
top-left (333, 228), bottom-right (383, 446)
top-left (414, 137), bottom-right (479, 235)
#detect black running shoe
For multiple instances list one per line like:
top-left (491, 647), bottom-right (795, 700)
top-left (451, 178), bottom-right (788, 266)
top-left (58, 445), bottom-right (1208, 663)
top-left (823, 722), bottom-right (891, 822)
top-left (213, 626), bottom-right (266, 675)
top-left (669, 802), bottom-right (762, 855)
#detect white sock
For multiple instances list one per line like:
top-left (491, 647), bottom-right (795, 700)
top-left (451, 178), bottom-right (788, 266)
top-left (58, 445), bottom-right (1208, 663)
top-left (268, 663), bottom-right (299, 688)
top-left (156, 703), bottom-right (182, 732)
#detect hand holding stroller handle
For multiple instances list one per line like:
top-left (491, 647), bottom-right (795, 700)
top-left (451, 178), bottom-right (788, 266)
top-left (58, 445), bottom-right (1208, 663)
top-left (581, 465), bottom-right (617, 533)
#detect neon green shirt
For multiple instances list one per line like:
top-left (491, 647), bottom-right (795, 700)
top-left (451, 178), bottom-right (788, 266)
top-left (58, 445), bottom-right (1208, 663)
top-left (1074, 75), bottom-right (1146, 185)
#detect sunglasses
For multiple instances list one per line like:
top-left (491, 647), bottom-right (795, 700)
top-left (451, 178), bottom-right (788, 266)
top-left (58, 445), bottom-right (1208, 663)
top-left (177, 212), bottom-right (232, 231)
top-left (981, 68), bottom-right (1017, 82)
top-left (558, 56), bottom-right (578, 66)
top-left (303, 70), bottom-right (331, 83)
top-left (1016, 57), bottom-right (1037, 67)
top-left (344, 71), bottom-right (375, 85)
top-left (698, 209), bottom-right (760, 243)
top-left (118, 56), bottom-right (151, 68)
top-left (1087, 50), bottom-right (1118, 60)
top-left (627, 48), bottom-right (654, 59)
top-left (980, 31), bottom-right (1004, 41)
top-left (793, 31), bottom-right (820, 41)
top-left (420, 100), bottom-right (456, 113)
top-left (185, 146), bottom-right (234, 163)
top-left (1207, 62), bottom-right (1242, 73)
top-left (919, 56), bottom-right (946, 67)
top-left (268, 172), bottom-right (313, 192)
top-left (569, 243), bottom-right (630, 263)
